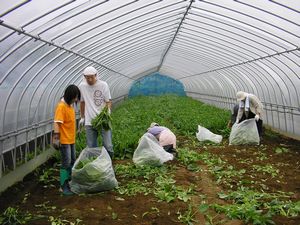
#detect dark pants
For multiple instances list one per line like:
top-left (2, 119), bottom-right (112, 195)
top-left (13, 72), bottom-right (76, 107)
top-left (163, 144), bottom-right (177, 157)
top-left (60, 144), bottom-right (76, 169)
top-left (85, 125), bottom-right (114, 159)
top-left (255, 119), bottom-right (263, 137)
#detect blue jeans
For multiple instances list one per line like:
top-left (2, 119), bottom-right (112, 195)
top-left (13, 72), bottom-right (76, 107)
top-left (85, 125), bottom-right (114, 158)
top-left (60, 144), bottom-right (76, 169)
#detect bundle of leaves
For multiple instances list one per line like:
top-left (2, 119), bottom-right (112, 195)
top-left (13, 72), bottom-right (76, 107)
top-left (75, 156), bottom-right (98, 169)
top-left (0, 207), bottom-right (33, 225)
top-left (91, 106), bottom-right (112, 131)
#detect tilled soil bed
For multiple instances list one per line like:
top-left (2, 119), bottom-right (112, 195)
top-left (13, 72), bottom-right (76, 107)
top-left (0, 130), bottom-right (299, 225)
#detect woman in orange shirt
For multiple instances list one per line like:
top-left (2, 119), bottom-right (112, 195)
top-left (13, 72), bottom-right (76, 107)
top-left (53, 84), bottom-right (81, 195)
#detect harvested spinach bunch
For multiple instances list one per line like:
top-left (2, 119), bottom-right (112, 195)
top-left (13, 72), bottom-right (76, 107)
top-left (91, 106), bottom-right (112, 131)
top-left (75, 156), bottom-right (98, 169)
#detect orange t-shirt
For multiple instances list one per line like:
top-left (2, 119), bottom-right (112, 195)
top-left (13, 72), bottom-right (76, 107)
top-left (54, 101), bottom-right (76, 144)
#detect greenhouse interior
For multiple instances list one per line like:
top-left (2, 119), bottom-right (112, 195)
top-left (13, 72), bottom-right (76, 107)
top-left (0, 0), bottom-right (300, 224)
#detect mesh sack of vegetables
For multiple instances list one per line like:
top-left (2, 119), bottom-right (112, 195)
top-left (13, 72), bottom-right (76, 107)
top-left (229, 118), bottom-right (260, 145)
top-left (70, 147), bottom-right (118, 193)
top-left (91, 106), bottom-right (112, 131)
top-left (133, 133), bottom-right (174, 166)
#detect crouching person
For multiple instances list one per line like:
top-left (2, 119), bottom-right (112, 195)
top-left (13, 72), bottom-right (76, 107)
top-left (52, 84), bottom-right (81, 196)
top-left (236, 91), bottom-right (264, 138)
top-left (147, 122), bottom-right (177, 156)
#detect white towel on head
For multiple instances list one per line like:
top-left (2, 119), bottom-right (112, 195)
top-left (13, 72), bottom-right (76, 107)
top-left (239, 94), bottom-right (250, 111)
top-left (245, 95), bottom-right (250, 111)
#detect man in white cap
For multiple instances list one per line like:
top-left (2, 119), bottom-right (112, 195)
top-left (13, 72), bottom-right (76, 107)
top-left (78, 66), bottom-right (114, 158)
top-left (235, 91), bottom-right (263, 137)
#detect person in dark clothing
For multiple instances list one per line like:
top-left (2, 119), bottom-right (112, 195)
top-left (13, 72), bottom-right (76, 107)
top-left (236, 91), bottom-right (263, 137)
top-left (228, 91), bottom-right (264, 138)
top-left (227, 104), bottom-right (247, 128)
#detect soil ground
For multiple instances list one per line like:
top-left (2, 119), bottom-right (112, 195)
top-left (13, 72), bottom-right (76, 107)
top-left (0, 130), bottom-right (300, 225)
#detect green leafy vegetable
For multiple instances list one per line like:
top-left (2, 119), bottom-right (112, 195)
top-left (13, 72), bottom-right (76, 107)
top-left (91, 106), bottom-right (112, 131)
top-left (75, 156), bottom-right (98, 169)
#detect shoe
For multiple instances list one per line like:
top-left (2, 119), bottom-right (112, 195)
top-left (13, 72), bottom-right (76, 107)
top-left (62, 182), bottom-right (74, 196)
top-left (60, 168), bottom-right (73, 195)
top-left (260, 136), bottom-right (263, 142)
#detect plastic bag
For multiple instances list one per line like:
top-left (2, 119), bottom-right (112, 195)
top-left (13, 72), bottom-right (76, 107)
top-left (70, 147), bottom-right (118, 194)
top-left (229, 118), bottom-right (259, 145)
top-left (133, 133), bottom-right (174, 166)
top-left (196, 125), bottom-right (223, 143)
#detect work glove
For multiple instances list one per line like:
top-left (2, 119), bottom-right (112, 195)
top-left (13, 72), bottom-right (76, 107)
top-left (52, 133), bottom-right (60, 150)
top-left (255, 114), bottom-right (260, 121)
top-left (79, 118), bottom-right (85, 127)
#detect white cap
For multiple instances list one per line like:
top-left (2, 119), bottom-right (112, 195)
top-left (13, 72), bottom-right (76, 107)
top-left (236, 91), bottom-right (247, 101)
top-left (83, 66), bottom-right (97, 76)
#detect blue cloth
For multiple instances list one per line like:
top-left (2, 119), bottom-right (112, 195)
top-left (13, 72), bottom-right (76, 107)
top-left (148, 126), bottom-right (165, 136)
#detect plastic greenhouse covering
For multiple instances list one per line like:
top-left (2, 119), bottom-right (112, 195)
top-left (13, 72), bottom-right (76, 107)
top-left (0, 0), bottom-right (299, 189)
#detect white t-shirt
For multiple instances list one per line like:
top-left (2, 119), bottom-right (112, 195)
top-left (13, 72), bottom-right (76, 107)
top-left (79, 79), bottom-right (111, 125)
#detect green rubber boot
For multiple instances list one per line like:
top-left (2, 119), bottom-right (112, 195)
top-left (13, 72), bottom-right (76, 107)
top-left (67, 167), bottom-right (72, 180)
top-left (60, 168), bottom-right (73, 196)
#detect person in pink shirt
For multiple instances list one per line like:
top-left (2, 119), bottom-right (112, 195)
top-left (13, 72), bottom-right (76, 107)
top-left (147, 122), bottom-right (177, 156)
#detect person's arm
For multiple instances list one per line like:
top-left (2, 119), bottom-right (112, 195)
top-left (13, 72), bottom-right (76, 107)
top-left (78, 101), bottom-right (85, 127)
top-left (80, 101), bottom-right (85, 118)
top-left (103, 81), bottom-right (112, 110)
top-left (230, 104), bottom-right (239, 126)
top-left (52, 122), bottom-right (61, 149)
top-left (227, 120), bottom-right (233, 128)
top-left (53, 122), bottom-right (60, 133)
top-left (250, 95), bottom-right (263, 117)
top-left (236, 107), bottom-right (243, 123)
top-left (106, 100), bottom-right (112, 110)
top-left (251, 96), bottom-right (263, 121)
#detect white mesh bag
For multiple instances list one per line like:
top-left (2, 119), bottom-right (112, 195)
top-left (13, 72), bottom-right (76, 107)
top-left (229, 118), bottom-right (260, 145)
top-left (133, 133), bottom-right (174, 166)
top-left (196, 125), bottom-right (223, 144)
top-left (70, 147), bottom-right (118, 193)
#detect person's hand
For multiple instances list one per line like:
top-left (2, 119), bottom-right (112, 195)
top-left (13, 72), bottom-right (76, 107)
top-left (79, 118), bottom-right (85, 127)
top-left (52, 133), bottom-right (60, 150)
top-left (235, 119), bottom-right (239, 124)
top-left (255, 114), bottom-right (260, 121)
